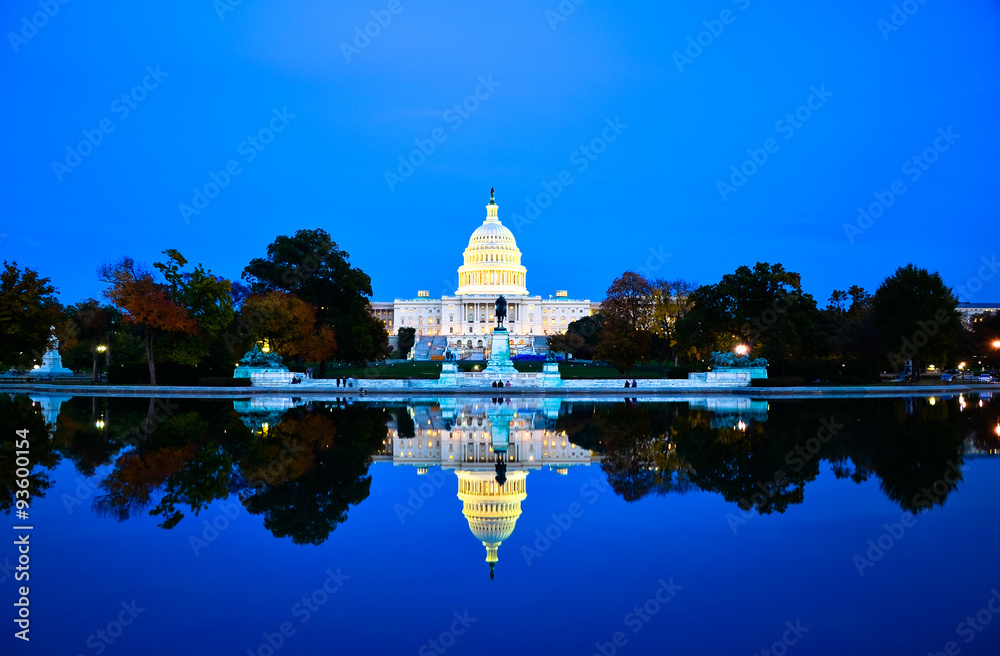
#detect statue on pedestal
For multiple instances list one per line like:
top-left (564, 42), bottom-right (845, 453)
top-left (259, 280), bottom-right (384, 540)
top-left (495, 295), bottom-right (507, 329)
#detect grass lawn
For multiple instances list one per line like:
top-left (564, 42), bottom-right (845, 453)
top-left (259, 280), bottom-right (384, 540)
top-left (318, 360), bottom-right (685, 379)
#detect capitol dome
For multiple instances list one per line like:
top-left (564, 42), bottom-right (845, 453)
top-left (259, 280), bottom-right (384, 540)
top-left (456, 189), bottom-right (528, 296)
top-left (457, 470), bottom-right (527, 580)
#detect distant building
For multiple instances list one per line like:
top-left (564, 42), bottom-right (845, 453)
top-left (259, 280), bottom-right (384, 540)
top-left (957, 302), bottom-right (999, 324)
top-left (370, 190), bottom-right (598, 356)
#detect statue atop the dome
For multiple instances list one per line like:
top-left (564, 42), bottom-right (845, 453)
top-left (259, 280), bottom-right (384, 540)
top-left (494, 295), bottom-right (507, 328)
top-left (489, 187), bottom-right (495, 204)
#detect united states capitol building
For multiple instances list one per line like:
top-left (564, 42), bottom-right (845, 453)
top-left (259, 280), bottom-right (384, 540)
top-left (370, 190), bottom-right (599, 358)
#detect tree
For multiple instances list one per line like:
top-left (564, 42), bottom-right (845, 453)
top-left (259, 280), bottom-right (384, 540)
top-left (241, 291), bottom-right (337, 363)
top-left (242, 229), bottom-right (387, 368)
top-left (550, 314), bottom-right (604, 360)
top-left (396, 327), bottom-right (416, 358)
top-left (0, 261), bottom-right (62, 369)
top-left (99, 257), bottom-right (198, 385)
top-left (154, 249), bottom-right (234, 342)
top-left (964, 311), bottom-right (1000, 373)
top-left (871, 264), bottom-right (960, 381)
top-left (61, 299), bottom-right (116, 381)
top-left (597, 271), bottom-right (655, 374)
top-left (675, 262), bottom-right (820, 366)
top-left (650, 278), bottom-right (696, 367)
top-left (547, 331), bottom-right (586, 358)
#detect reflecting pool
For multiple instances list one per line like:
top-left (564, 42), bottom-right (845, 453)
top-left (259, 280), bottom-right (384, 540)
top-left (2, 392), bottom-right (1000, 655)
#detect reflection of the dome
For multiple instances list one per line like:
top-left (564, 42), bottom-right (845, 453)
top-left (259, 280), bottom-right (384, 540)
top-left (376, 397), bottom-right (601, 579)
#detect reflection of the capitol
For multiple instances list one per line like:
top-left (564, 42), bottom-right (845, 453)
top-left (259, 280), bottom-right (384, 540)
top-left (373, 397), bottom-right (600, 579)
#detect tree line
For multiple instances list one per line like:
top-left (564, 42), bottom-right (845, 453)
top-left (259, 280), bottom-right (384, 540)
top-left (549, 262), bottom-right (999, 382)
top-left (1, 228), bottom-right (388, 384)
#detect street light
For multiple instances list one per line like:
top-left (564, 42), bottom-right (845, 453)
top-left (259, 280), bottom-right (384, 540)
top-left (992, 340), bottom-right (1000, 377)
top-left (735, 344), bottom-right (749, 356)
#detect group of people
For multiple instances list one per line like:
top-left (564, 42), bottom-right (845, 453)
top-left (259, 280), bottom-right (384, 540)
top-left (624, 379), bottom-right (639, 388)
top-left (491, 380), bottom-right (512, 388)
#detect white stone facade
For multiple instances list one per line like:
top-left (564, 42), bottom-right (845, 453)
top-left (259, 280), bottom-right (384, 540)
top-left (370, 192), bottom-right (596, 351)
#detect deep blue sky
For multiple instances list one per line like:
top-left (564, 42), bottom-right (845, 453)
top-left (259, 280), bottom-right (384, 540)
top-left (2, 0), bottom-right (998, 305)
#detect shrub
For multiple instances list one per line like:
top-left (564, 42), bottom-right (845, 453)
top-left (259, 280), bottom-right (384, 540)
top-left (750, 376), bottom-right (805, 387)
top-left (197, 377), bottom-right (252, 387)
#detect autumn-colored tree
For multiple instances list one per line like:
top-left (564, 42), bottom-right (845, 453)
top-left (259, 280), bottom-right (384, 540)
top-left (99, 257), bottom-right (197, 385)
top-left (241, 291), bottom-right (337, 363)
top-left (597, 271), bottom-right (655, 374)
top-left (242, 229), bottom-right (386, 368)
top-left (0, 261), bottom-right (62, 369)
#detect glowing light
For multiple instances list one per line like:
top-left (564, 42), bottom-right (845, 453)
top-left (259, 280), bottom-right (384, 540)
top-left (735, 345), bottom-right (749, 356)
top-left (97, 345), bottom-right (107, 352)
top-left (928, 398), bottom-right (936, 406)
top-left (95, 420), bottom-right (105, 429)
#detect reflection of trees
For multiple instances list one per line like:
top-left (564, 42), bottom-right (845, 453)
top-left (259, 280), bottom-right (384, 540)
top-left (559, 397), bottom-right (985, 515)
top-left (93, 401), bottom-right (234, 529)
top-left (671, 408), bottom-right (821, 514)
top-left (823, 398), bottom-right (967, 513)
top-left (0, 395), bottom-right (55, 512)
top-left (558, 402), bottom-right (694, 502)
top-left (241, 405), bottom-right (387, 545)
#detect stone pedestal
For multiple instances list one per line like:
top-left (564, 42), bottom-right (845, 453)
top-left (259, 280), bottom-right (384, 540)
top-left (482, 329), bottom-right (518, 381)
top-left (34, 347), bottom-right (74, 377)
top-left (541, 360), bottom-right (563, 388)
top-left (439, 361), bottom-right (460, 388)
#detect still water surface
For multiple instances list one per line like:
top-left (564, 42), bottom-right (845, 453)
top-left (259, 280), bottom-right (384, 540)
top-left (2, 392), bottom-right (999, 655)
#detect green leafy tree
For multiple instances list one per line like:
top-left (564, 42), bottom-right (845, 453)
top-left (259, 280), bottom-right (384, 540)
top-left (396, 326), bottom-right (416, 358)
top-left (675, 262), bottom-right (820, 366)
top-left (242, 229), bottom-right (387, 369)
top-left (550, 314), bottom-right (604, 360)
top-left (0, 261), bottom-right (62, 369)
top-left (597, 271), bottom-right (654, 374)
top-left (871, 264), bottom-right (960, 381)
